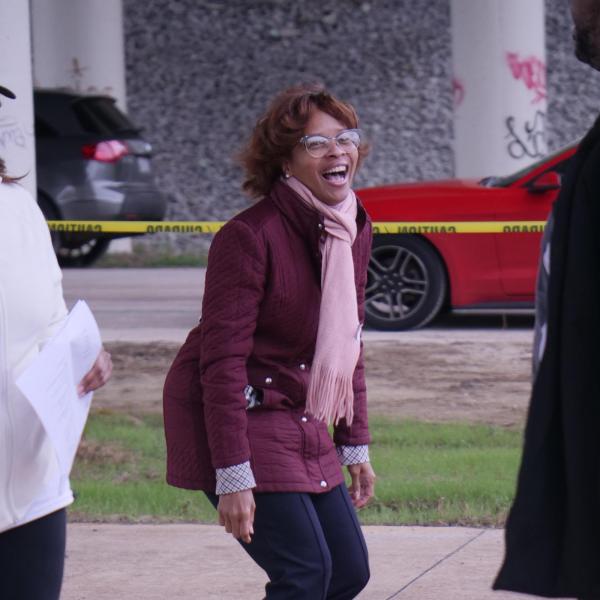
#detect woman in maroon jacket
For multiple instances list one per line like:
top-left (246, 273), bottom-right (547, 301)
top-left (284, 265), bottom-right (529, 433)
top-left (164, 83), bottom-right (376, 599)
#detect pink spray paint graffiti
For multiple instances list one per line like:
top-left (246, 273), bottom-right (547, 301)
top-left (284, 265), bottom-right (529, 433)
top-left (504, 52), bottom-right (547, 159)
top-left (452, 77), bottom-right (465, 108)
top-left (505, 52), bottom-right (547, 104)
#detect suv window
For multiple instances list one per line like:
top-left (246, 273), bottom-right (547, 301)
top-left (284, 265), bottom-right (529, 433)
top-left (35, 116), bottom-right (58, 138)
top-left (72, 97), bottom-right (139, 135)
top-left (34, 92), bottom-right (139, 137)
top-left (35, 93), bottom-right (88, 136)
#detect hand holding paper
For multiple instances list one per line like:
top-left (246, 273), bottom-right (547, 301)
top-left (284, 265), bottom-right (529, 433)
top-left (78, 348), bottom-right (113, 396)
top-left (16, 300), bottom-right (110, 475)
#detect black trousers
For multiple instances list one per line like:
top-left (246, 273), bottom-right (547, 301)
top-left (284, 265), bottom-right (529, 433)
top-left (207, 484), bottom-right (370, 599)
top-left (0, 508), bottom-right (66, 600)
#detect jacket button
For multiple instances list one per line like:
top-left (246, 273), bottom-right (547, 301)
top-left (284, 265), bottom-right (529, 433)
top-left (301, 416), bottom-right (308, 423)
top-left (299, 363), bottom-right (307, 371)
top-left (320, 480), bottom-right (327, 488)
top-left (318, 223), bottom-right (324, 230)
top-left (265, 377), bottom-right (272, 384)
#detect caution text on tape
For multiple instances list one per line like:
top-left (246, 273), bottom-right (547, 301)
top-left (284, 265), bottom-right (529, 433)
top-left (46, 220), bottom-right (547, 235)
top-left (46, 221), bottom-right (226, 234)
top-left (372, 221), bottom-right (547, 234)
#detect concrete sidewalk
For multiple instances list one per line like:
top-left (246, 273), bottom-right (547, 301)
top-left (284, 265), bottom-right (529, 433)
top-left (62, 523), bottom-right (536, 599)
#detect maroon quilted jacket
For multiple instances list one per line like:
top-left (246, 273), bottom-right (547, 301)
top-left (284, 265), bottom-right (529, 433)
top-left (163, 181), bottom-right (372, 493)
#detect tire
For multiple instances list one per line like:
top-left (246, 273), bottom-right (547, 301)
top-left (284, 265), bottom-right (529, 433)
top-left (36, 191), bottom-right (111, 267)
top-left (56, 236), bottom-right (111, 267)
top-left (365, 235), bottom-right (447, 331)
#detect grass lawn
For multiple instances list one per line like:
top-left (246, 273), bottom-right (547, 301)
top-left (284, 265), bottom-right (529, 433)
top-left (70, 411), bottom-right (523, 526)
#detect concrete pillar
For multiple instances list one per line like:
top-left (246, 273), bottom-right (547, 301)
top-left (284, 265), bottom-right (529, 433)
top-left (0, 1), bottom-right (36, 196)
top-left (31, 0), bottom-right (130, 251)
top-left (451, 0), bottom-right (547, 178)
top-left (31, 0), bottom-right (127, 110)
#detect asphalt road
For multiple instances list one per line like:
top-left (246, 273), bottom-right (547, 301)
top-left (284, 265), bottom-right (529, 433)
top-left (62, 268), bottom-right (205, 342)
top-left (61, 267), bottom-right (534, 344)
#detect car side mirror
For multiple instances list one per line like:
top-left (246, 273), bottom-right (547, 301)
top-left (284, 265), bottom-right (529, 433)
top-left (528, 171), bottom-right (561, 194)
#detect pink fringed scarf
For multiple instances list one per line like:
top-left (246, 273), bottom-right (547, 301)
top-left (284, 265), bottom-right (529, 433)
top-left (285, 176), bottom-right (361, 425)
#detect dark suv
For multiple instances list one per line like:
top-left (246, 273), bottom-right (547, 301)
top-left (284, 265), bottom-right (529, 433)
top-left (34, 89), bottom-right (166, 266)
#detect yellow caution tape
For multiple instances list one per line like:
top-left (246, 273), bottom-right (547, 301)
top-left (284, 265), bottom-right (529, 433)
top-left (46, 221), bottom-right (226, 234)
top-left (372, 221), bottom-right (547, 234)
top-left (46, 220), bottom-right (547, 235)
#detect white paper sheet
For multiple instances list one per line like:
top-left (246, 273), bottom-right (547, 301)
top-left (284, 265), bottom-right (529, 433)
top-left (16, 300), bottom-right (102, 475)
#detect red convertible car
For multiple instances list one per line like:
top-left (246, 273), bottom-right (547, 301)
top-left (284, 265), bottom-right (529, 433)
top-left (358, 144), bottom-right (577, 330)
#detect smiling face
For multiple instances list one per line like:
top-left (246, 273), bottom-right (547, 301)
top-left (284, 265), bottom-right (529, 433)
top-left (284, 109), bottom-right (359, 206)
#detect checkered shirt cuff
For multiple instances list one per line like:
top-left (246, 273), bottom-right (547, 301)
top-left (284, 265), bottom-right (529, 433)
top-left (215, 461), bottom-right (256, 495)
top-left (336, 445), bottom-right (370, 466)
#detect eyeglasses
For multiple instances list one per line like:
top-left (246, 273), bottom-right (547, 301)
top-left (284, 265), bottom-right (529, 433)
top-left (298, 129), bottom-right (361, 158)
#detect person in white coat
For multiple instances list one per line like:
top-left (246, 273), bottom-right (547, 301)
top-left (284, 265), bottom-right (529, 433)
top-left (0, 85), bottom-right (112, 600)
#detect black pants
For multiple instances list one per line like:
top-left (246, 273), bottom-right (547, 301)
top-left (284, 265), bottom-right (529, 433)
top-left (207, 484), bottom-right (370, 599)
top-left (0, 508), bottom-right (66, 600)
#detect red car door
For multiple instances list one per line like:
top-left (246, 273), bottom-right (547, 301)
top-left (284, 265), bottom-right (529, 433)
top-left (492, 149), bottom-right (575, 297)
top-left (492, 186), bottom-right (553, 297)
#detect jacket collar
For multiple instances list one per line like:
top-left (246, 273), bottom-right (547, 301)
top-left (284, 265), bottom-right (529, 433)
top-left (269, 179), bottom-right (368, 242)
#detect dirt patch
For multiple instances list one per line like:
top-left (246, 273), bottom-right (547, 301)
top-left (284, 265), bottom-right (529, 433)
top-left (364, 339), bottom-right (532, 427)
top-left (95, 338), bottom-right (532, 427)
top-left (76, 439), bottom-right (135, 466)
top-left (92, 342), bottom-right (178, 415)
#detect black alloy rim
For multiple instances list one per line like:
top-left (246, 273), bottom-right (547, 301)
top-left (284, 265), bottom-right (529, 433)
top-left (365, 245), bottom-right (429, 322)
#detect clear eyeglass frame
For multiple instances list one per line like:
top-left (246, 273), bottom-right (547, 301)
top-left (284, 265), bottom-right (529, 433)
top-left (298, 128), bottom-right (362, 158)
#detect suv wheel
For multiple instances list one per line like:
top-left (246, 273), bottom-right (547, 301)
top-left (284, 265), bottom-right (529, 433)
top-left (57, 236), bottom-right (111, 267)
top-left (37, 191), bottom-right (110, 267)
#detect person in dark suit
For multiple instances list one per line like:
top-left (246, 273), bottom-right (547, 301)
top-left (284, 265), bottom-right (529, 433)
top-left (494, 2), bottom-right (600, 598)
top-left (164, 83), bottom-right (375, 599)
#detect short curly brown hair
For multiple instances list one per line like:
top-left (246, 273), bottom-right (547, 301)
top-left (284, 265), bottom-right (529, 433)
top-left (239, 82), bottom-right (368, 198)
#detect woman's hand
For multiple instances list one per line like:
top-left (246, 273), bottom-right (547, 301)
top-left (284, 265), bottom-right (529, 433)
top-left (77, 348), bottom-right (113, 396)
top-left (347, 462), bottom-right (376, 509)
top-left (218, 489), bottom-right (255, 543)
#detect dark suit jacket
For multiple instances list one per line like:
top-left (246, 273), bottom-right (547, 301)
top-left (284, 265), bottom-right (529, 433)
top-left (163, 181), bottom-right (372, 493)
top-left (494, 116), bottom-right (600, 597)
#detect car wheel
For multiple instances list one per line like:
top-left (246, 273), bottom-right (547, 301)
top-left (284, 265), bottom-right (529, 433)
top-left (365, 235), bottom-right (447, 331)
top-left (36, 192), bottom-right (111, 267)
top-left (37, 193), bottom-right (62, 254)
top-left (57, 236), bottom-right (111, 267)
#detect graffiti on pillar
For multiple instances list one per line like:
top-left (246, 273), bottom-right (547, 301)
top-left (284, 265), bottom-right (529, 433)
top-left (0, 116), bottom-right (28, 152)
top-left (505, 52), bottom-right (547, 104)
top-left (0, 94), bottom-right (29, 152)
top-left (505, 110), bottom-right (547, 159)
top-left (68, 57), bottom-right (115, 96)
top-left (452, 77), bottom-right (465, 107)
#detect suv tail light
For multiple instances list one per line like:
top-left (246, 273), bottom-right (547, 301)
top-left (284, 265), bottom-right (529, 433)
top-left (81, 140), bottom-right (129, 162)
